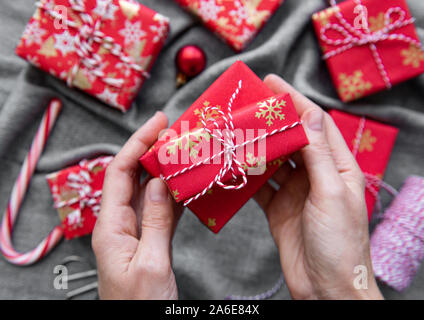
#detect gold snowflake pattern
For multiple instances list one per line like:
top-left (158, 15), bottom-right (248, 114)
top-left (147, 145), bottom-right (155, 153)
top-left (355, 129), bottom-right (377, 153)
top-left (216, 17), bottom-right (238, 32)
top-left (269, 158), bottom-right (284, 168)
top-left (312, 6), bottom-right (340, 26)
top-left (245, 0), bottom-right (271, 28)
top-left (219, 29), bottom-right (245, 50)
top-left (242, 152), bottom-right (266, 171)
top-left (368, 13), bottom-right (386, 32)
top-left (255, 97), bottom-right (286, 126)
top-left (166, 130), bottom-right (211, 159)
top-left (338, 70), bottom-right (372, 102)
top-left (194, 101), bottom-right (222, 128)
top-left (207, 218), bottom-right (216, 228)
top-left (401, 44), bottom-right (424, 68)
top-left (172, 190), bottom-right (180, 201)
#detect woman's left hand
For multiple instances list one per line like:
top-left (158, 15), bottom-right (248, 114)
top-left (92, 112), bottom-right (183, 300)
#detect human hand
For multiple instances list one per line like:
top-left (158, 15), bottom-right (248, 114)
top-left (92, 112), bottom-right (183, 300)
top-left (255, 75), bottom-right (383, 300)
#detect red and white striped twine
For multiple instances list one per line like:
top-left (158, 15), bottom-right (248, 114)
top-left (323, 0), bottom-right (423, 89)
top-left (352, 116), bottom-right (398, 214)
top-left (371, 175), bottom-right (424, 291)
top-left (35, 0), bottom-right (150, 89)
top-left (0, 99), bottom-right (63, 266)
top-left (162, 80), bottom-right (303, 206)
top-left (54, 156), bottom-right (114, 216)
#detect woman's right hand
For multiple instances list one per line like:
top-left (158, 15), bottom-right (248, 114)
top-left (254, 74), bottom-right (383, 300)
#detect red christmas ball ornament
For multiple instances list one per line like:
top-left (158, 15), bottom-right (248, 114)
top-left (175, 45), bottom-right (206, 87)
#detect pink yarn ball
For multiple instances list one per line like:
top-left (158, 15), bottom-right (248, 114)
top-left (371, 176), bottom-right (424, 291)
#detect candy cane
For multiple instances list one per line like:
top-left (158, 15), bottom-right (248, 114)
top-left (0, 99), bottom-right (63, 266)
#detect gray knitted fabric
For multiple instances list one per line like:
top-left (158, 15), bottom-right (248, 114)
top-left (0, 0), bottom-right (423, 299)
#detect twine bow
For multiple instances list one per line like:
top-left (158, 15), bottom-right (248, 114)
top-left (321, 0), bottom-right (423, 89)
top-left (55, 157), bottom-right (113, 225)
top-left (162, 81), bottom-right (303, 206)
top-left (35, 0), bottom-right (150, 90)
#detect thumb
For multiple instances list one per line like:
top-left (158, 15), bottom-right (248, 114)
top-left (137, 178), bottom-right (176, 261)
top-left (301, 108), bottom-right (343, 194)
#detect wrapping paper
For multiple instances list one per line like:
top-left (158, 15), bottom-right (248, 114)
top-left (330, 110), bottom-right (398, 219)
top-left (175, 0), bottom-right (284, 51)
top-left (46, 156), bottom-right (113, 239)
top-left (140, 61), bottom-right (308, 232)
top-left (16, 0), bottom-right (169, 111)
top-left (312, 0), bottom-right (424, 102)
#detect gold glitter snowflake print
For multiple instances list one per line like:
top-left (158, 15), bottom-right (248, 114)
top-left (207, 218), bottom-right (216, 228)
top-left (194, 101), bottom-right (222, 128)
top-left (245, 0), bottom-right (271, 28)
top-left (241, 153), bottom-right (266, 171)
top-left (255, 97), bottom-right (286, 126)
top-left (312, 6), bottom-right (340, 26)
top-left (368, 13), bottom-right (391, 32)
top-left (401, 44), bottom-right (424, 68)
top-left (269, 158), bottom-right (284, 168)
top-left (147, 145), bottom-right (155, 153)
top-left (355, 129), bottom-right (377, 153)
top-left (166, 130), bottom-right (211, 159)
top-left (338, 70), bottom-right (372, 102)
top-left (172, 190), bottom-right (180, 201)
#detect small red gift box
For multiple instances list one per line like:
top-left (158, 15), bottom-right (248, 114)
top-left (312, 0), bottom-right (424, 102)
top-left (175, 0), bottom-right (284, 51)
top-left (329, 110), bottom-right (398, 220)
top-left (16, 0), bottom-right (169, 111)
top-left (140, 61), bottom-right (308, 233)
top-left (46, 156), bottom-right (113, 239)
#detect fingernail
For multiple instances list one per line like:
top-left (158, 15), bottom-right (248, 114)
top-left (148, 178), bottom-right (168, 202)
top-left (306, 109), bottom-right (323, 131)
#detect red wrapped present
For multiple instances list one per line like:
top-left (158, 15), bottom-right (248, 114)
top-left (312, 0), bottom-right (424, 102)
top-left (46, 156), bottom-right (113, 239)
top-left (140, 61), bottom-right (308, 232)
top-left (329, 110), bottom-right (398, 220)
top-left (16, 0), bottom-right (169, 111)
top-left (175, 0), bottom-right (285, 51)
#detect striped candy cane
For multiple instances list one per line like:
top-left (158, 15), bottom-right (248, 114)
top-left (0, 99), bottom-right (64, 266)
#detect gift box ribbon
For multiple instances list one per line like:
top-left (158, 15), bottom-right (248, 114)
top-left (36, 0), bottom-right (149, 89)
top-left (158, 80), bottom-right (303, 206)
top-left (352, 116), bottom-right (398, 213)
top-left (321, 0), bottom-right (423, 89)
top-left (53, 156), bottom-right (113, 225)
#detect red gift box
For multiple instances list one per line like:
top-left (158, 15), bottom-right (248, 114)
top-left (175, 0), bottom-right (284, 51)
top-left (329, 110), bottom-right (398, 220)
top-left (140, 61), bottom-right (308, 233)
top-left (46, 156), bottom-right (113, 239)
top-left (16, 0), bottom-right (169, 111)
top-left (312, 0), bottom-right (424, 102)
